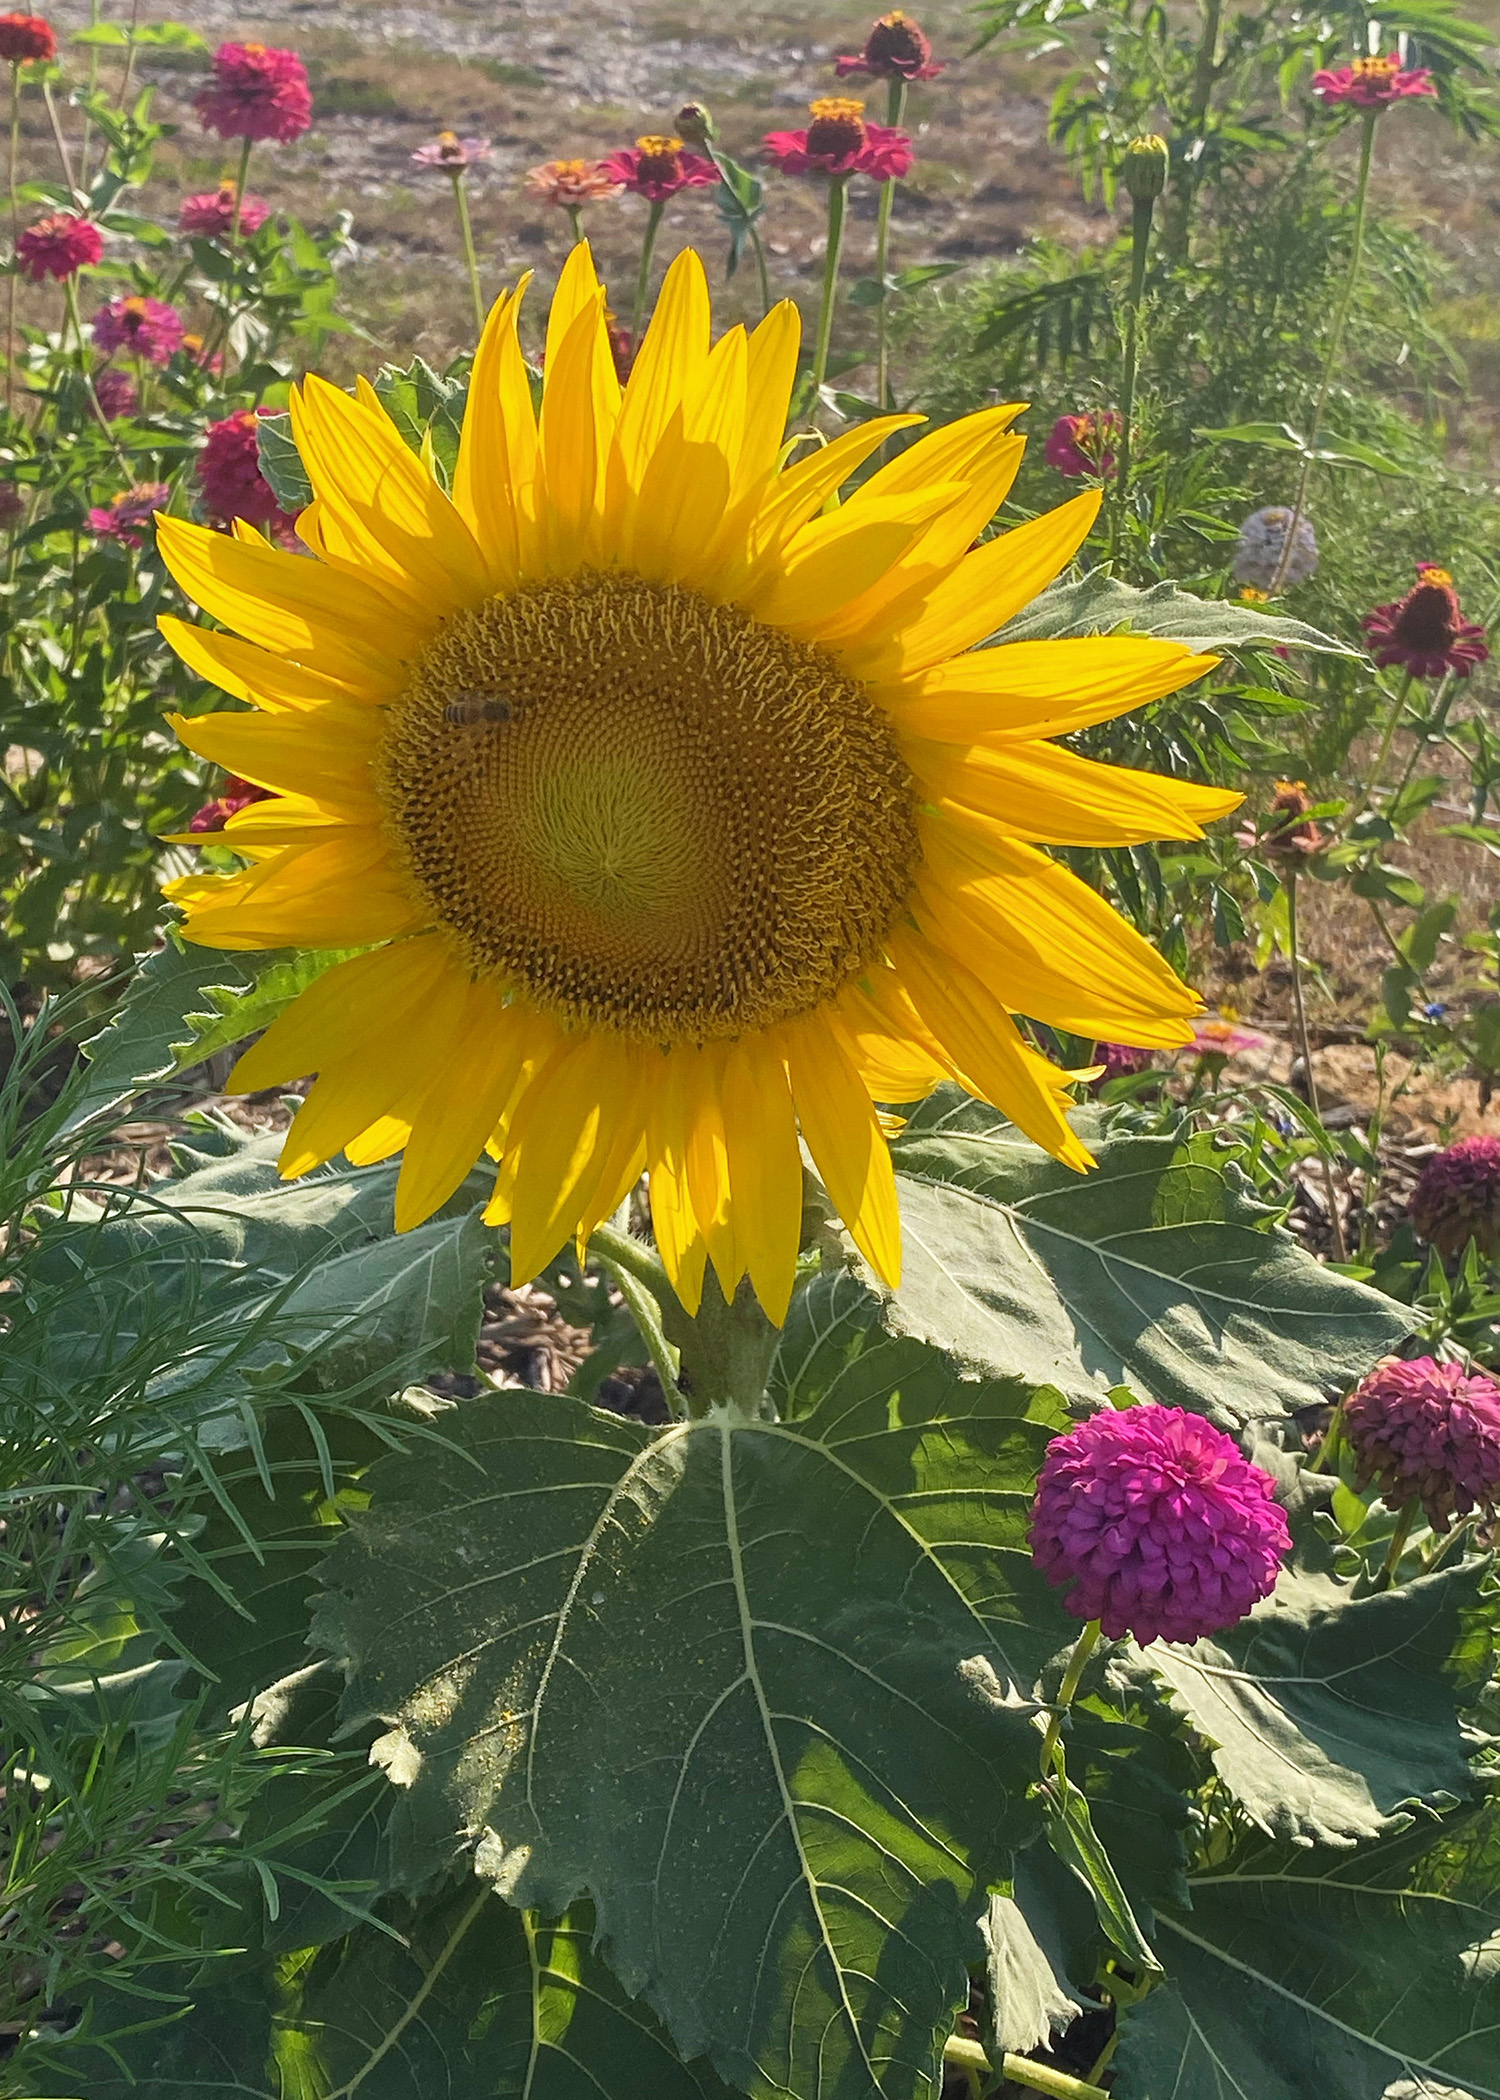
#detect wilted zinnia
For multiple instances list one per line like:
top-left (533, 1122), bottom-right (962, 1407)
top-left (154, 246), bottom-right (1235, 1320)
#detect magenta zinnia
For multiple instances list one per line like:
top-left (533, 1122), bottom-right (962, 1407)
top-left (92, 294), bottom-right (184, 365)
top-left (88, 484), bottom-right (170, 550)
top-left (1344, 1355), bottom-right (1500, 1531)
top-left (93, 367), bottom-right (140, 420)
top-left (1409, 1133), bottom-right (1500, 1260)
top-left (599, 136), bottom-right (718, 203)
top-left (1313, 54), bottom-right (1436, 108)
top-left (1045, 411), bottom-right (1122, 480)
top-left (15, 212), bottom-right (102, 281)
top-left (198, 409), bottom-right (298, 536)
top-left (1031, 1405), bottom-right (1290, 1645)
top-left (764, 97), bottom-right (912, 180)
top-left (179, 180), bottom-right (271, 239)
top-left (196, 42), bottom-right (313, 144)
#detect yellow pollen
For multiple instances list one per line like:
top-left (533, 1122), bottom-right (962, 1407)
top-left (1352, 54), bottom-right (1399, 79)
top-left (379, 571), bottom-right (921, 1044)
top-left (810, 97), bottom-right (867, 119)
top-left (1419, 566), bottom-right (1454, 586)
top-left (635, 134), bottom-right (683, 155)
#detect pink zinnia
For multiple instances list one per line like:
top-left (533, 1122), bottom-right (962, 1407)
top-left (764, 97), bottom-right (912, 179)
top-left (1409, 1134), bottom-right (1500, 1261)
top-left (411, 131), bottom-right (492, 171)
top-left (0, 12), bottom-right (54, 63)
top-left (1313, 55), bottom-right (1435, 109)
top-left (87, 483), bottom-right (170, 550)
top-left (0, 482), bottom-right (25, 525)
top-left (1188, 1011), bottom-right (1271, 1059)
top-left (15, 211), bottom-right (102, 282)
top-left (1045, 410), bottom-right (1122, 479)
top-left (1031, 1405), bottom-right (1290, 1645)
top-left (93, 367), bottom-right (139, 419)
top-left (189, 773), bottom-right (274, 834)
top-left (198, 408), bottom-right (296, 534)
top-left (835, 10), bottom-right (943, 82)
top-left (196, 42), bottom-right (313, 145)
top-left (1363, 565), bottom-right (1489, 680)
top-left (178, 180), bottom-right (271, 239)
top-left (599, 134), bottom-right (719, 204)
top-left (92, 294), bottom-right (184, 365)
top-left (1343, 1356), bottom-right (1500, 1532)
top-left (1094, 1042), bottom-right (1152, 1088)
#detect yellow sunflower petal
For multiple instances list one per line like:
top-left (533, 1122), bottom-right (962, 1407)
top-left (155, 515), bottom-right (424, 693)
top-left (396, 985), bottom-right (543, 1232)
top-left (889, 928), bottom-right (1094, 1170)
top-left (539, 249), bottom-right (621, 570)
top-left (910, 739), bottom-right (1244, 846)
top-left (747, 488), bottom-right (966, 634)
top-left (888, 638), bottom-right (1221, 742)
top-left (177, 830), bottom-right (427, 951)
top-left (167, 705), bottom-right (381, 815)
top-left (734, 299), bottom-right (801, 500)
top-left (157, 617), bottom-right (371, 712)
top-left (741, 414), bottom-right (925, 569)
top-left (611, 246), bottom-right (710, 497)
top-left (680, 1041), bottom-right (746, 1309)
top-left (844, 489), bottom-right (1103, 679)
top-left (646, 1053), bottom-right (710, 1316)
top-left (496, 1029), bottom-right (644, 1279)
top-left (721, 1034), bottom-right (803, 1326)
top-left (780, 1008), bottom-right (901, 1288)
top-left (837, 977), bottom-right (951, 1104)
top-left (229, 940), bottom-right (448, 1093)
top-left (452, 280), bottom-right (540, 588)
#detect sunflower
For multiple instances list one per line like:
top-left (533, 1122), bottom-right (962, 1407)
top-left (156, 245), bottom-right (1236, 1323)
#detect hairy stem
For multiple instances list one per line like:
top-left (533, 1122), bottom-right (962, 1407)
top-left (943, 2036), bottom-right (1108, 2100)
top-left (873, 76), bottom-right (907, 411)
top-left (7, 64), bottom-right (20, 414)
top-left (1374, 1501), bottom-right (1417, 1591)
top-left (1109, 191), bottom-right (1153, 566)
top-left (1039, 1617), bottom-right (1102, 1778)
top-left (450, 170), bottom-right (485, 336)
top-left (1269, 109), bottom-right (1376, 593)
top-left (1285, 863), bottom-right (1349, 1262)
top-left (41, 81), bottom-right (78, 199)
top-left (811, 174), bottom-right (849, 409)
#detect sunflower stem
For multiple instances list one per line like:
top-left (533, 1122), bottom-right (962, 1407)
top-left (658, 1267), bottom-right (782, 1420)
top-left (450, 169), bottom-right (485, 337)
top-left (810, 173), bottom-right (849, 413)
top-left (1039, 1617), bottom-right (1102, 1780)
top-left (630, 197), bottom-right (664, 344)
top-left (1285, 862), bottom-right (1348, 1263)
top-left (873, 77), bottom-right (906, 412)
top-left (7, 64), bottom-right (20, 415)
top-left (1268, 106), bottom-right (1376, 594)
top-left (943, 2037), bottom-right (1108, 2100)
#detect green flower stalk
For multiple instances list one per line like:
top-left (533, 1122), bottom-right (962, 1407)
top-left (1110, 134), bottom-right (1167, 564)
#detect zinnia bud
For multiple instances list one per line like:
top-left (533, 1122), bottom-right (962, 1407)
top-left (1409, 1134), bottom-right (1500, 1261)
top-left (1122, 133), bottom-right (1169, 202)
top-left (1343, 1355), bottom-right (1500, 1532)
top-left (1030, 1405), bottom-right (1290, 1645)
top-left (675, 101), bottom-right (715, 147)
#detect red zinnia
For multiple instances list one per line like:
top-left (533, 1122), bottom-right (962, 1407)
top-left (599, 134), bottom-right (719, 204)
top-left (198, 408), bottom-right (297, 536)
top-left (1045, 409), bottom-right (1122, 479)
top-left (1313, 54), bottom-right (1435, 108)
top-left (763, 98), bottom-right (912, 179)
top-left (15, 211), bottom-right (102, 281)
top-left (196, 42), bottom-right (313, 145)
top-left (87, 483), bottom-right (170, 550)
top-left (92, 294), bottom-right (184, 365)
top-left (1363, 565), bottom-right (1489, 679)
top-left (0, 12), bottom-right (54, 63)
top-left (179, 180), bottom-right (271, 239)
top-left (93, 367), bottom-right (139, 419)
top-left (835, 10), bottom-right (943, 82)
top-left (189, 773), bottom-right (274, 834)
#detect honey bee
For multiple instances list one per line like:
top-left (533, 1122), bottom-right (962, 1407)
top-left (443, 688), bottom-right (513, 727)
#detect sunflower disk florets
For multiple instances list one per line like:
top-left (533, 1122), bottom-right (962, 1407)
top-left (1409, 1134), bottom-right (1500, 1260)
top-left (1343, 1355), bottom-right (1500, 1531)
top-left (1030, 1405), bottom-right (1290, 1645)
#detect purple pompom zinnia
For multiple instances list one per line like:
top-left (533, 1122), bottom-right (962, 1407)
top-left (1030, 1405), bottom-right (1290, 1645)
top-left (1343, 1355), bottom-right (1500, 1532)
top-left (1409, 1134), bottom-right (1500, 1261)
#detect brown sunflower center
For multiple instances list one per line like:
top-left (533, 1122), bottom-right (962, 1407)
top-left (379, 570), bottom-right (920, 1043)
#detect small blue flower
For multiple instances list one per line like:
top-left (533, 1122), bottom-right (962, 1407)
top-left (1423, 1001), bottom-right (1448, 1020)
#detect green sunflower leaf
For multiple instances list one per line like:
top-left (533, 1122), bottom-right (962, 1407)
top-left (255, 409), bottom-right (313, 511)
top-left (877, 1090), bottom-right (1412, 1426)
top-left (314, 1344), bottom-right (1079, 2100)
top-left (1146, 1560), bottom-right (1486, 1847)
top-left (990, 570), bottom-right (1358, 655)
top-left (1110, 1817), bottom-right (1500, 2100)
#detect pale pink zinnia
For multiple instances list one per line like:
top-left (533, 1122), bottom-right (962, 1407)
top-left (179, 180), bottom-right (271, 239)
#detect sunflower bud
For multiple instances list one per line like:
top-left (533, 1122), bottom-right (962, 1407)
top-left (1122, 133), bottom-right (1169, 202)
top-left (675, 101), bottom-right (715, 148)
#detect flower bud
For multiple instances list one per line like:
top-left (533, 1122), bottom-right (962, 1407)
top-left (675, 101), bottom-right (715, 147)
top-left (1122, 133), bottom-right (1169, 202)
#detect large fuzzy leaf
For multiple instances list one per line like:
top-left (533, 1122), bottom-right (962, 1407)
top-left (1111, 1819), bottom-right (1500, 2100)
top-left (315, 1352), bottom-right (1077, 2100)
top-left (1149, 1561), bottom-right (1485, 1847)
top-left (991, 571), bottom-right (1357, 655)
top-left (881, 1092), bottom-right (1411, 1426)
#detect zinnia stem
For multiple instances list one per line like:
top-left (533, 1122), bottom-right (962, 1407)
top-left (630, 198), bottom-right (664, 344)
top-left (1109, 188), bottom-right (1154, 566)
top-left (118, 0), bottom-right (142, 110)
top-left (62, 273), bottom-right (131, 473)
top-left (811, 173), bottom-right (849, 410)
top-left (873, 77), bottom-right (907, 412)
top-left (1374, 1501), bottom-right (1417, 1590)
top-left (1285, 863), bottom-right (1349, 1263)
top-left (7, 64), bottom-right (20, 415)
top-left (1269, 107), bottom-right (1377, 593)
top-left (565, 202), bottom-right (582, 247)
top-left (1038, 1617), bottom-right (1102, 1778)
top-left (1310, 1396), bottom-right (1345, 1473)
top-left (41, 80), bottom-right (78, 200)
top-left (1345, 668), bottom-right (1413, 829)
top-left (228, 135), bottom-right (254, 250)
top-left (450, 171), bottom-right (485, 336)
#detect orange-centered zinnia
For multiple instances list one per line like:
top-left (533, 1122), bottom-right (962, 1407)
top-left (155, 246), bottom-right (1236, 1321)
